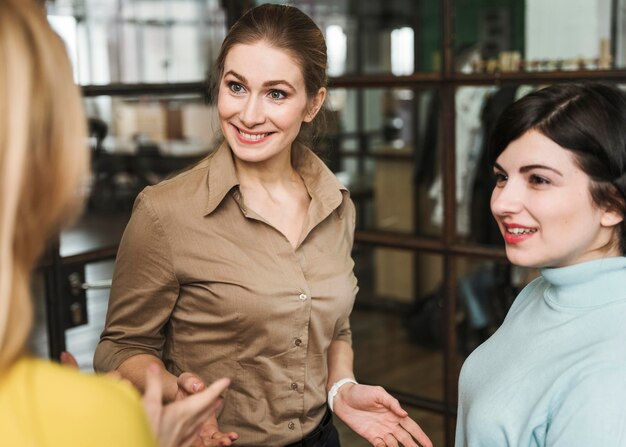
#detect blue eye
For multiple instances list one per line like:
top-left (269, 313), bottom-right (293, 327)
top-left (227, 81), bottom-right (245, 94)
top-left (269, 90), bottom-right (287, 100)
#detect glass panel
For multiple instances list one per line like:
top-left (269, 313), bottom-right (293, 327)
top-left (454, 0), bottom-right (625, 73)
top-left (455, 257), bottom-right (538, 359)
top-left (46, 0), bottom-right (227, 85)
top-left (353, 245), bottom-right (445, 401)
top-left (64, 260), bottom-right (117, 371)
top-left (258, 0), bottom-right (440, 74)
top-left (28, 272), bottom-right (50, 359)
top-left (83, 94), bottom-right (216, 213)
top-left (453, 84), bottom-right (497, 243)
top-left (454, 83), bottom-right (529, 244)
top-left (333, 88), bottom-right (440, 237)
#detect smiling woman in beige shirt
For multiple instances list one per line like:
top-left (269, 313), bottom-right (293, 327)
top-left (94, 4), bottom-right (431, 447)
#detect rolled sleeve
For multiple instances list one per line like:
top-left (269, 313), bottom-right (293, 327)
top-left (94, 191), bottom-right (179, 372)
top-left (332, 196), bottom-right (357, 346)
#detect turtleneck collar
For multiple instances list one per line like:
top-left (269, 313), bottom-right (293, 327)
top-left (541, 257), bottom-right (626, 309)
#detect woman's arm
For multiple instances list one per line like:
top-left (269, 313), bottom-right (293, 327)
top-left (326, 339), bottom-right (355, 389)
top-left (117, 354), bottom-right (179, 402)
top-left (94, 192), bottom-right (179, 373)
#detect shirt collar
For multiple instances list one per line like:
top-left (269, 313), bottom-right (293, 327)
top-left (204, 141), bottom-right (240, 215)
top-left (297, 144), bottom-right (347, 216)
top-left (204, 142), bottom-right (348, 217)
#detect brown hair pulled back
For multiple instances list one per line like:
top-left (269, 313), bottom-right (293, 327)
top-left (207, 4), bottom-right (328, 159)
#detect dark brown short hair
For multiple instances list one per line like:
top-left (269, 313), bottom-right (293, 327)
top-left (488, 83), bottom-right (626, 254)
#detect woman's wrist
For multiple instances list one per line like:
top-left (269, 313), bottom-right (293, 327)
top-left (327, 377), bottom-right (358, 412)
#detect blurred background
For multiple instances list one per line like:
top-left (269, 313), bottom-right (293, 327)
top-left (33, 1), bottom-right (626, 445)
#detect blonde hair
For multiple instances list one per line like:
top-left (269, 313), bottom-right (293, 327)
top-left (0, 0), bottom-right (88, 370)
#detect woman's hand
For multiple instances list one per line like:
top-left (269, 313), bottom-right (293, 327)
top-left (144, 365), bottom-right (233, 447)
top-left (333, 383), bottom-right (432, 447)
top-left (176, 372), bottom-right (239, 447)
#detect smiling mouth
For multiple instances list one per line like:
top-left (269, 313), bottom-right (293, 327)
top-left (233, 125), bottom-right (272, 142)
top-left (506, 227), bottom-right (537, 235)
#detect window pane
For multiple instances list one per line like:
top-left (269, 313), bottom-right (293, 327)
top-left (454, 0), bottom-right (625, 73)
top-left (47, 0), bottom-right (227, 85)
top-left (353, 246), bottom-right (446, 401)
top-left (259, 0), bottom-right (440, 74)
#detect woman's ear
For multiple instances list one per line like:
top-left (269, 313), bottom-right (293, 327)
top-left (303, 87), bottom-right (327, 123)
top-left (600, 208), bottom-right (624, 228)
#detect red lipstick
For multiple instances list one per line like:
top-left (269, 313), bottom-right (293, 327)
top-left (502, 223), bottom-right (537, 244)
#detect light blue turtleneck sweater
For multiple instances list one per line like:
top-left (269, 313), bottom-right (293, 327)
top-left (456, 257), bottom-right (626, 446)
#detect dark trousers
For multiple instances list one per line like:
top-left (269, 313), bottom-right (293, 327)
top-left (284, 409), bottom-right (341, 447)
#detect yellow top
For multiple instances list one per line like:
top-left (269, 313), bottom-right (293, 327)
top-left (0, 356), bottom-right (157, 447)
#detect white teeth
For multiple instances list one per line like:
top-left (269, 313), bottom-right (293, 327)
top-left (507, 227), bottom-right (537, 235)
top-left (239, 130), bottom-right (267, 141)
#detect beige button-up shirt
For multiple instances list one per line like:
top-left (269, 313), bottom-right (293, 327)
top-left (94, 143), bottom-right (358, 446)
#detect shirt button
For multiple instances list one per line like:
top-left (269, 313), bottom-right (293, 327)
top-left (291, 382), bottom-right (298, 390)
top-left (288, 422), bottom-right (295, 430)
top-left (299, 293), bottom-right (307, 301)
top-left (294, 338), bottom-right (302, 346)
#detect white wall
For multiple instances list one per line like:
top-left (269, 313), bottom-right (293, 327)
top-left (526, 0), bottom-right (611, 66)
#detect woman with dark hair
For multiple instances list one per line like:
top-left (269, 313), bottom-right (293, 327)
top-left (456, 82), bottom-right (626, 446)
top-left (95, 4), bottom-right (431, 447)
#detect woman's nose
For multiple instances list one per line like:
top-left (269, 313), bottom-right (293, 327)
top-left (490, 181), bottom-right (523, 216)
top-left (240, 96), bottom-right (265, 127)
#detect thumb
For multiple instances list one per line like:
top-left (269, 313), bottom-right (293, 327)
top-left (379, 391), bottom-right (408, 417)
top-left (60, 351), bottom-right (79, 369)
top-left (178, 372), bottom-right (205, 395)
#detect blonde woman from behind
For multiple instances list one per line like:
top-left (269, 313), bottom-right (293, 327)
top-left (0, 1), bottom-right (229, 446)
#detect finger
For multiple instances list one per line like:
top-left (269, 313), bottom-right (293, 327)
top-left (209, 431), bottom-right (239, 445)
top-left (383, 395), bottom-right (408, 418)
top-left (180, 378), bottom-right (230, 415)
top-left (372, 437), bottom-right (385, 447)
top-left (60, 351), bottom-right (79, 369)
top-left (171, 379), bottom-right (231, 441)
top-left (382, 433), bottom-right (399, 447)
top-left (179, 372), bottom-right (207, 394)
top-left (373, 388), bottom-right (408, 417)
top-left (142, 364), bottom-right (164, 432)
top-left (399, 418), bottom-right (432, 447)
top-left (200, 432), bottom-right (232, 447)
top-left (393, 426), bottom-right (419, 447)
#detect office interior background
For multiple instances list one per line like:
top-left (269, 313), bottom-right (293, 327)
top-left (33, 0), bottom-right (626, 445)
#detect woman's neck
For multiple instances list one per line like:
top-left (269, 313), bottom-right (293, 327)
top-left (234, 151), bottom-right (297, 188)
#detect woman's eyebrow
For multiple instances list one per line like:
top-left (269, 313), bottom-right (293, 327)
top-left (224, 70), bottom-right (247, 83)
top-left (519, 164), bottom-right (563, 176)
top-left (224, 70), bottom-right (295, 90)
